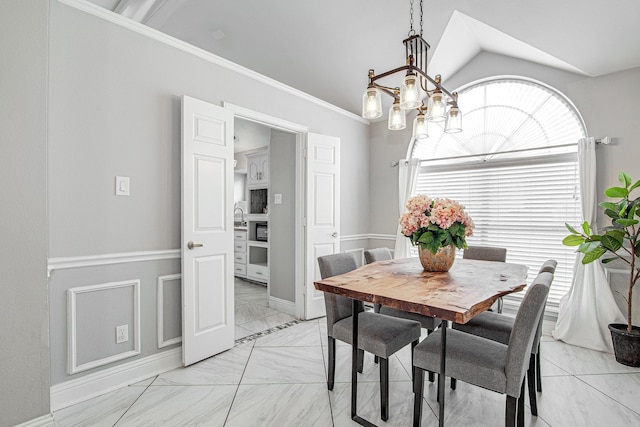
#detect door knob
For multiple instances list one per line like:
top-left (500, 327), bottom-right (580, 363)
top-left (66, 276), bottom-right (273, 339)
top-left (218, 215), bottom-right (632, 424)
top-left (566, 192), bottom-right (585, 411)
top-left (187, 241), bottom-right (204, 250)
top-left (331, 232), bottom-right (338, 238)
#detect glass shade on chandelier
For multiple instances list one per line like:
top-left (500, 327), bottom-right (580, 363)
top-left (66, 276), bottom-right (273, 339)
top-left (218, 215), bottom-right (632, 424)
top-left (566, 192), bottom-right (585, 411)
top-left (362, 87), bottom-right (383, 119)
top-left (399, 74), bottom-right (422, 110)
top-left (361, 1), bottom-right (462, 133)
top-left (426, 90), bottom-right (446, 122)
top-left (412, 111), bottom-right (428, 139)
top-left (388, 100), bottom-right (406, 130)
top-left (445, 106), bottom-right (462, 134)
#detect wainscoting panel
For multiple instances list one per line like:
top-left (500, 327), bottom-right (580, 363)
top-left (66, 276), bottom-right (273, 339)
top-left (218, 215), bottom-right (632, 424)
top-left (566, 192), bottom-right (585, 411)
top-left (67, 280), bottom-right (141, 374)
top-left (157, 274), bottom-right (182, 348)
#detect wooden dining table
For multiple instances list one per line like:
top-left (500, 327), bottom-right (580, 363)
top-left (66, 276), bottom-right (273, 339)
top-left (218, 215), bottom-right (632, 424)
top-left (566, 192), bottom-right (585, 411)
top-left (314, 256), bottom-right (528, 427)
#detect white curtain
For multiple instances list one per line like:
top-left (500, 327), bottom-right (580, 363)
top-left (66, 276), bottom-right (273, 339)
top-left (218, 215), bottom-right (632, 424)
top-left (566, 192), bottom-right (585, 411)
top-left (552, 137), bottom-right (625, 352)
top-left (394, 158), bottom-right (420, 258)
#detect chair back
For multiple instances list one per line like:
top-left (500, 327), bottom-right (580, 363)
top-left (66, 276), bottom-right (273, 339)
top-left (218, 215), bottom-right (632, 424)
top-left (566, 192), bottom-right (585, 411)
top-left (538, 259), bottom-right (557, 274)
top-left (505, 271), bottom-right (553, 397)
top-left (463, 245), bottom-right (507, 262)
top-left (364, 248), bottom-right (392, 264)
top-left (317, 253), bottom-right (361, 332)
top-left (530, 259), bottom-right (557, 353)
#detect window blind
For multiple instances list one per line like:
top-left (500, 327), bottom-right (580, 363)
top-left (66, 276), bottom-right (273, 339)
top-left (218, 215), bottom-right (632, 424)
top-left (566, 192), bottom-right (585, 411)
top-left (413, 155), bottom-right (581, 314)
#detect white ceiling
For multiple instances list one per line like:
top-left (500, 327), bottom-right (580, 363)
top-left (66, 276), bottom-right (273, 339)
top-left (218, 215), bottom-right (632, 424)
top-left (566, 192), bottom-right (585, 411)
top-left (86, 0), bottom-right (640, 117)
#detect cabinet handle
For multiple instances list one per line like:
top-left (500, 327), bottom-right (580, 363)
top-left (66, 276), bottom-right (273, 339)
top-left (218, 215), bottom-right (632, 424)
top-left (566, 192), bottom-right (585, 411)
top-left (255, 271), bottom-right (263, 275)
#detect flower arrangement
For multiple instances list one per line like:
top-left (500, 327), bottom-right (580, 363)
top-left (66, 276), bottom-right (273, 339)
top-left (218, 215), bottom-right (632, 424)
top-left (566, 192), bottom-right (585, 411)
top-left (399, 194), bottom-right (475, 254)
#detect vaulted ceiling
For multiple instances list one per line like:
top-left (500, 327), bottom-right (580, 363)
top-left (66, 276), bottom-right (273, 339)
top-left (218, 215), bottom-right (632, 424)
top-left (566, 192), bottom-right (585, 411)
top-left (86, 0), bottom-right (640, 117)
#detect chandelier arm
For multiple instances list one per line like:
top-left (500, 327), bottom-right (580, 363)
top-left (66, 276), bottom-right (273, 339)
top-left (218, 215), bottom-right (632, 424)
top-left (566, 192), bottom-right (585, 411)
top-left (369, 65), bottom-right (414, 84)
top-left (370, 84), bottom-right (399, 99)
top-left (413, 68), bottom-right (457, 102)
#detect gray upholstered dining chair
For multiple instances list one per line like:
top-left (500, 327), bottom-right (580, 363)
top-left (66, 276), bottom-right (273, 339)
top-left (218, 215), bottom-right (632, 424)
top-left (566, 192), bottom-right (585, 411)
top-left (463, 245), bottom-right (508, 313)
top-left (318, 253), bottom-right (421, 421)
top-left (452, 259), bottom-right (557, 416)
top-left (364, 247), bottom-right (441, 382)
top-left (412, 270), bottom-right (553, 427)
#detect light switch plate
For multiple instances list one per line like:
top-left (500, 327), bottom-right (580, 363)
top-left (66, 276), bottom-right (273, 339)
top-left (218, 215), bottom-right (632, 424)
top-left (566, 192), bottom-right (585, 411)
top-left (115, 176), bottom-right (130, 196)
top-left (274, 193), bottom-right (282, 204)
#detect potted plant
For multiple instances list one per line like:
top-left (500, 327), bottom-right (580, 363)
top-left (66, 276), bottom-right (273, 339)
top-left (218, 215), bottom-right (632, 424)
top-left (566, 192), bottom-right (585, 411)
top-left (563, 171), bottom-right (640, 366)
top-left (399, 194), bottom-right (475, 272)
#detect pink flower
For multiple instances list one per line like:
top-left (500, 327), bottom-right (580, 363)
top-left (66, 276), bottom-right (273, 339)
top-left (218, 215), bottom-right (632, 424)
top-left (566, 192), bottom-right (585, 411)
top-left (399, 195), bottom-right (474, 247)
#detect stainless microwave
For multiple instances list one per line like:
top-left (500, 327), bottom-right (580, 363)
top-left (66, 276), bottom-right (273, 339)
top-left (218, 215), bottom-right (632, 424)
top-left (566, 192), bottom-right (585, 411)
top-left (256, 223), bottom-right (268, 241)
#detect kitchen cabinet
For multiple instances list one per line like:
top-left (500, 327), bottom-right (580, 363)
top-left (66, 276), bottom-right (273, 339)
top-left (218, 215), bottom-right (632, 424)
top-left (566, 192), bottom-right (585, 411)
top-left (246, 151), bottom-right (269, 186)
top-left (233, 228), bottom-right (247, 278)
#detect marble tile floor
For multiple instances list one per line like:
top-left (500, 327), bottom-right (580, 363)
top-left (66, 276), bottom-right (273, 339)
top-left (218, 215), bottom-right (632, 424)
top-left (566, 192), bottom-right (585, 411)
top-left (53, 320), bottom-right (640, 427)
top-left (234, 278), bottom-right (296, 340)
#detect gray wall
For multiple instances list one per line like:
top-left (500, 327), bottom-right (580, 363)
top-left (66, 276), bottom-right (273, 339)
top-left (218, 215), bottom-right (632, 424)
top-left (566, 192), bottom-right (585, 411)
top-left (269, 130), bottom-right (297, 302)
top-left (0, 1), bottom-right (51, 425)
top-left (46, 0), bottom-right (369, 391)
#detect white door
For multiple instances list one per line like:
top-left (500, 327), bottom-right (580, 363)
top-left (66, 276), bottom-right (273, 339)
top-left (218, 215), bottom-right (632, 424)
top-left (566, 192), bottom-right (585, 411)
top-left (181, 95), bottom-right (234, 366)
top-left (305, 133), bottom-right (340, 319)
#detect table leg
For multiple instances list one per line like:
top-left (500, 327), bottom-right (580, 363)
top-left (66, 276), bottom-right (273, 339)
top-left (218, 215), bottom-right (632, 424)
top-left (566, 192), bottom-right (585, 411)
top-left (438, 320), bottom-right (447, 427)
top-left (351, 299), bottom-right (376, 427)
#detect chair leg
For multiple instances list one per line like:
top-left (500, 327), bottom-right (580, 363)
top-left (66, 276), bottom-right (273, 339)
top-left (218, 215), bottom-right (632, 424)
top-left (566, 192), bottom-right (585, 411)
top-left (517, 380), bottom-right (525, 427)
top-left (506, 396), bottom-right (517, 427)
top-left (527, 354), bottom-right (538, 416)
top-left (428, 371), bottom-right (435, 383)
top-left (380, 357), bottom-right (389, 421)
top-left (357, 349), bottom-right (364, 373)
top-left (411, 340), bottom-right (418, 382)
top-left (327, 337), bottom-right (335, 390)
top-left (374, 355), bottom-right (379, 364)
top-left (450, 377), bottom-right (457, 390)
top-left (536, 344), bottom-right (542, 392)
top-left (413, 367), bottom-right (424, 427)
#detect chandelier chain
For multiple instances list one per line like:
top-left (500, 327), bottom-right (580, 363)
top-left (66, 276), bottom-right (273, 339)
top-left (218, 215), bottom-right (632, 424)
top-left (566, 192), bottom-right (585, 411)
top-left (409, 0), bottom-right (415, 36)
top-left (420, 0), bottom-right (423, 36)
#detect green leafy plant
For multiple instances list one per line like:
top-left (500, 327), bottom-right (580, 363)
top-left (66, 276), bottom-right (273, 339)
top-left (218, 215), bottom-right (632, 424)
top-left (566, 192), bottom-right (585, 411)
top-left (563, 172), bottom-right (640, 333)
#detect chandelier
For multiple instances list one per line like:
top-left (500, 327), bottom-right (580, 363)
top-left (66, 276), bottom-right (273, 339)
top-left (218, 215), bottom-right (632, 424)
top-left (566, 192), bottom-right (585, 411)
top-left (361, 0), bottom-right (462, 138)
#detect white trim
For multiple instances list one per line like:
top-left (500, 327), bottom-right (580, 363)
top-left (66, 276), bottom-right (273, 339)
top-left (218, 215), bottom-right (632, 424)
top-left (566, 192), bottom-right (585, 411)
top-left (56, 0), bottom-right (367, 124)
top-left (224, 103), bottom-right (309, 133)
top-left (340, 233), bottom-right (396, 242)
top-left (50, 347), bottom-right (181, 411)
top-left (67, 280), bottom-right (141, 374)
top-left (367, 233), bottom-right (397, 241)
top-left (157, 273), bottom-right (182, 348)
top-left (48, 249), bottom-right (180, 274)
top-left (14, 414), bottom-right (55, 427)
top-left (268, 296), bottom-right (297, 317)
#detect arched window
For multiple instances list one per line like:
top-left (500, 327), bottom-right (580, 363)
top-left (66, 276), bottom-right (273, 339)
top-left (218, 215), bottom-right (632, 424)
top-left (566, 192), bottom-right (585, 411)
top-left (409, 76), bottom-right (586, 314)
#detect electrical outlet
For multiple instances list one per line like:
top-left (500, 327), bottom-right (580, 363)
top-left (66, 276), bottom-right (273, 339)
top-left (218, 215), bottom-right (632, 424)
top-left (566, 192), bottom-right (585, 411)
top-left (116, 325), bottom-right (128, 344)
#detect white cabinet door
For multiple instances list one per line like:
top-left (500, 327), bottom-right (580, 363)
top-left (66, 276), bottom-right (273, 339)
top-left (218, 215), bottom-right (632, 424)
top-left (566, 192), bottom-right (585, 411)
top-left (246, 152), bottom-right (269, 186)
top-left (259, 153), bottom-right (269, 184)
top-left (181, 95), bottom-right (234, 367)
top-left (305, 133), bottom-right (340, 319)
top-left (247, 155), bottom-right (261, 186)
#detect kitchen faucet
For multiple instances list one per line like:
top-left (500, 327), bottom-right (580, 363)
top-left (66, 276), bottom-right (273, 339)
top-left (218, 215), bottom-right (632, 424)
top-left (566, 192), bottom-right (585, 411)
top-left (233, 207), bottom-right (245, 225)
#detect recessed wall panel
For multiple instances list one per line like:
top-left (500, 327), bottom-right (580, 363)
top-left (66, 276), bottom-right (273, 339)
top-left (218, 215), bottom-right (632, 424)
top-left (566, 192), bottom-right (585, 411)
top-left (193, 115), bottom-right (225, 146)
top-left (195, 156), bottom-right (225, 231)
top-left (314, 144), bottom-right (336, 164)
top-left (194, 255), bottom-right (226, 334)
top-left (314, 173), bottom-right (335, 226)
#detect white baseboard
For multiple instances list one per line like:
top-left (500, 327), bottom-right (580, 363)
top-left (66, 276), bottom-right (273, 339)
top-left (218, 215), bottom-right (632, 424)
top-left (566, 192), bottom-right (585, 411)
top-left (268, 295), bottom-right (296, 316)
top-left (15, 414), bottom-right (55, 427)
top-left (50, 347), bottom-right (181, 412)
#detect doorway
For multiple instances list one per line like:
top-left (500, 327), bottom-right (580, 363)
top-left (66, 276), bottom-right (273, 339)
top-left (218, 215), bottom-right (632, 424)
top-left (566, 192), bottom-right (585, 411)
top-left (225, 102), bottom-right (309, 326)
top-left (232, 117), bottom-right (299, 339)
